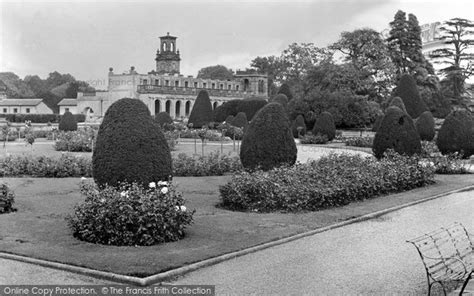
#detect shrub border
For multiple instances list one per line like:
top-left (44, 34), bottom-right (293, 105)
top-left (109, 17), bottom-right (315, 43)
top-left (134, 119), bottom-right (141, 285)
top-left (0, 184), bottom-right (473, 286)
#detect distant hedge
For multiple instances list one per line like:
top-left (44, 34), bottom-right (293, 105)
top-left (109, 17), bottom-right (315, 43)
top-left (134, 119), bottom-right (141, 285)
top-left (2, 113), bottom-right (86, 123)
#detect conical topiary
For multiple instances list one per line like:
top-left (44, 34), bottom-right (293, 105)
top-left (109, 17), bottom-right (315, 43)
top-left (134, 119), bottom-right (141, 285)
top-left (291, 114), bottom-right (306, 138)
top-left (270, 94), bottom-right (288, 108)
top-left (388, 96), bottom-right (407, 113)
top-left (155, 111), bottom-right (173, 126)
top-left (224, 115), bottom-right (234, 125)
top-left (312, 111), bottom-right (336, 141)
top-left (240, 103), bottom-right (297, 171)
top-left (394, 74), bottom-right (428, 118)
top-left (213, 99), bottom-right (240, 122)
top-left (59, 111), bottom-right (77, 131)
top-left (278, 83), bottom-right (293, 101)
top-left (436, 110), bottom-right (474, 158)
top-left (188, 90), bottom-right (214, 128)
top-left (232, 112), bottom-right (248, 130)
top-left (372, 114), bottom-right (384, 132)
top-left (235, 97), bottom-right (268, 121)
top-left (373, 106), bottom-right (422, 159)
top-left (92, 98), bottom-right (172, 188)
top-left (415, 111), bottom-right (435, 141)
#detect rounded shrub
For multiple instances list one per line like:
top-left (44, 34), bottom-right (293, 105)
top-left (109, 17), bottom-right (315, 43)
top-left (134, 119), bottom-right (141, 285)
top-left (155, 111), bottom-right (173, 126)
top-left (58, 111), bottom-right (77, 131)
top-left (270, 94), bottom-right (288, 108)
top-left (213, 99), bottom-right (240, 122)
top-left (224, 115), bottom-right (234, 125)
top-left (291, 114), bottom-right (306, 138)
top-left (188, 90), bottom-right (214, 128)
top-left (436, 110), bottom-right (474, 158)
top-left (395, 74), bottom-right (428, 118)
top-left (232, 112), bottom-right (248, 130)
top-left (92, 98), bottom-right (172, 188)
top-left (373, 106), bottom-right (422, 159)
top-left (388, 96), bottom-right (407, 113)
top-left (235, 97), bottom-right (268, 121)
top-left (312, 112), bottom-right (336, 141)
top-left (240, 103), bottom-right (297, 171)
top-left (278, 83), bottom-right (293, 101)
top-left (415, 111), bottom-right (435, 141)
top-left (372, 114), bottom-right (384, 132)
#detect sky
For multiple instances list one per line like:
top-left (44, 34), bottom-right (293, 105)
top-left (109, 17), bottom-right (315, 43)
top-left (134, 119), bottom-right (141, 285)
top-left (1, 0), bottom-right (473, 90)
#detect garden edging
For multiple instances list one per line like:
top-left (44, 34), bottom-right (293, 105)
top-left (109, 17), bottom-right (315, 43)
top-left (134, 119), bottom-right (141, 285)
top-left (1, 184), bottom-right (473, 286)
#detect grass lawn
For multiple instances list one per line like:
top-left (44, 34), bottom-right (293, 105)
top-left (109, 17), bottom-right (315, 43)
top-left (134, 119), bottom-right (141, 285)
top-left (0, 174), bottom-right (473, 277)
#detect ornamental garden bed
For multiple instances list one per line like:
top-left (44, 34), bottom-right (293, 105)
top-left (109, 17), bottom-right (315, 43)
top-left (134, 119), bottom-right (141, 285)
top-left (0, 174), bottom-right (472, 277)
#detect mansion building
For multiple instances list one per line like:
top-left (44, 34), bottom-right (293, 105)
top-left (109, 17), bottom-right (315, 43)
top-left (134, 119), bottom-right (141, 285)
top-left (75, 33), bottom-right (268, 120)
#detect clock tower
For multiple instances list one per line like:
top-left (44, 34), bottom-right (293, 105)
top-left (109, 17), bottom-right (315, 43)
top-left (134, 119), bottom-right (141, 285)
top-left (155, 32), bottom-right (181, 75)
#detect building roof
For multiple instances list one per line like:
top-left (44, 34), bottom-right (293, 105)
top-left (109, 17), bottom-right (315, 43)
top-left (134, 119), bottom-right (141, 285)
top-left (0, 98), bottom-right (43, 106)
top-left (58, 98), bottom-right (78, 106)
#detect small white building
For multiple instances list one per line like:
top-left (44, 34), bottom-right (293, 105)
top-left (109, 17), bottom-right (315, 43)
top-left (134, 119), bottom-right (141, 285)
top-left (0, 98), bottom-right (54, 114)
top-left (58, 98), bottom-right (78, 114)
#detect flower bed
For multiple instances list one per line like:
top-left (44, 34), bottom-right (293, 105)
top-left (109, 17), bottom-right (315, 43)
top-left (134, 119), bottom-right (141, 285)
top-left (0, 184), bottom-right (15, 213)
top-left (173, 152), bottom-right (242, 176)
top-left (343, 136), bottom-right (373, 148)
top-left (54, 129), bottom-right (96, 152)
top-left (66, 181), bottom-right (194, 246)
top-left (300, 134), bottom-right (329, 144)
top-left (220, 151), bottom-right (435, 212)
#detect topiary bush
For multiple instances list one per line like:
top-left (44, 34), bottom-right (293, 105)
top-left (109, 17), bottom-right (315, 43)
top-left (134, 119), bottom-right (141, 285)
top-left (231, 112), bottom-right (248, 130)
top-left (240, 103), bottom-right (297, 171)
top-left (436, 110), bottom-right (474, 158)
top-left (373, 106), bottom-right (422, 159)
top-left (213, 100), bottom-right (240, 122)
top-left (0, 184), bottom-right (16, 214)
top-left (155, 111), bottom-right (173, 127)
top-left (58, 111), bottom-right (78, 131)
top-left (372, 114), bottom-right (384, 132)
top-left (388, 96), bottom-right (407, 113)
top-left (224, 115), bottom-right (235, 125)
top-left (270, 94), bottom-right (288, 108)
top-left (235, 97), bottom-right (268, 121)
top-left (291, 114), bottom-right (307, 138)
top-left (188, 90), bottom-right (214, 128)
top-left (394, 74), bottom-right (428, 118)
top-left (415, 111), bottom-right (435, 141)
top-left (278, 83), bottom-right (293, 101)
top-left (312, 111), bottom-right (336, 141)
top-left (92, 98), bottom-right (172, 188)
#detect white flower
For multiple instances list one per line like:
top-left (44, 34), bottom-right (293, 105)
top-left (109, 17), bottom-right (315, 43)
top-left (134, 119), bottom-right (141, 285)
top-left (180, 205), bottom-right (187, 212)
top-left (120, 191), bottom-right (128, 197)
top-left (81, 177), bottom-right (87, 181)
top-left (161, 187), bottom-right (169, 194)
top-left (175, 206), bottom-right (180, 211)
top-left (100, 198), bottom-right (106, 203)
top-left (157, 181), bottom-right (169, 186)
top-left (149, 182), bottom-right (156, 188)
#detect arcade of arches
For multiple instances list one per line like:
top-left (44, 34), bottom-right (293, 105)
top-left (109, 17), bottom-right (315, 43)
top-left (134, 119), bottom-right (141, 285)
top-left (152, 98), bottom-right (223, 119)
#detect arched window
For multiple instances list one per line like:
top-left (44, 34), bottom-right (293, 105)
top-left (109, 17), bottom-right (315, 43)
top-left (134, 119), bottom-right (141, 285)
top-left (162, 43), bottom-right (166, 52)
top-left (213, 102), bottom-right (218, 110)
top-left (170, 42), bottom-right (174, 52)
top-left (155, 100), bottom-right (161, 115)
top-left (185, 101), bottom-right (191, 116)
top-left (243, 79), bottom-right (250, 91)
top-left (185, 81), bottom-right (189, 88)
top-left (165, 100), bottom-right (171, 115)
top-left (175, 100), bottom-right (181, 118)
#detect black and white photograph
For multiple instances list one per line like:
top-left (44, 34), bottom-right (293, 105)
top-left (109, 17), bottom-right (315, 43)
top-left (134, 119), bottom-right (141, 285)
top-left (0, 0), bottom-right (473, 294)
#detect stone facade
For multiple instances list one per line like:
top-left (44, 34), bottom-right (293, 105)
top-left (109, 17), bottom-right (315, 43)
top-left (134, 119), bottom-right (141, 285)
top-left (75, 33), bottom-right (268, 120)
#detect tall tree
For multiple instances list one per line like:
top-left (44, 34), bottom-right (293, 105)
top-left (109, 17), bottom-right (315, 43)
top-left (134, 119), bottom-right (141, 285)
top-left (196, 65), bottom-right (234, 80)
top-left (387, 10), bottom-right (410, 75)
top-left (430, 18), bottom-right (474, 107)
top-left (407, 14), bottom-right (435, 74)
top-left (250, 56), bottom-right (283, 96)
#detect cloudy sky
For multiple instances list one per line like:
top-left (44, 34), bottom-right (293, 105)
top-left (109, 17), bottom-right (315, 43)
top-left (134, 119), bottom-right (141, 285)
top-left (1, 0), bottom-right (473, 89)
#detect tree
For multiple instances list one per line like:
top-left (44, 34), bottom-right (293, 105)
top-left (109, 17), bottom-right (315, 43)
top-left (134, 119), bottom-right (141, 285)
top-left (232, 112), bottom-right (248, 130)
top-left (188, 90), bottom-right (214, 128)
top-left (436, 110), bottom-right (474, 158)
top-left (155, 111), bottom-right (173, 126)
top-left (430, 18), bottom-right (474, 107)
top-left (58, 111), bottom-right (77, 131)
top-left (213, 99), bottom-right (240, 122)
top-left (415, 111), bottom-right (435, 141)
top-left (373, 106), bottom-right (422, 159)
top-left (235, 97), bottom-right (268, 121)
top-left (406, 14), bottom-right (435, 75)
top-left (240, 103), bottom-right (297, 171)
top-left (312, 111), bottom-right (336, 141)
top-left (92, 98), bottom-right (172, 188)
top-left (250, 56), bottom-right (284, 96)
top-left (394, 74), bottom-right (428, 118)
top-left (277, 83), bottom-right (294, 101)
top-left (196, 65), bottom-right (234, 80)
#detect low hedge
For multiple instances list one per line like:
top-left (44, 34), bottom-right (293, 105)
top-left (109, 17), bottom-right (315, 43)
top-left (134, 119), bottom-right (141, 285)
top-left (172, 152), bottom-right (242, 176)
top-left (219, 151), bottom-right (435, 212)
top-left (344, 136), bottom-right (373, 148)
top-left (3, 114), bottom-right (86, 123)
